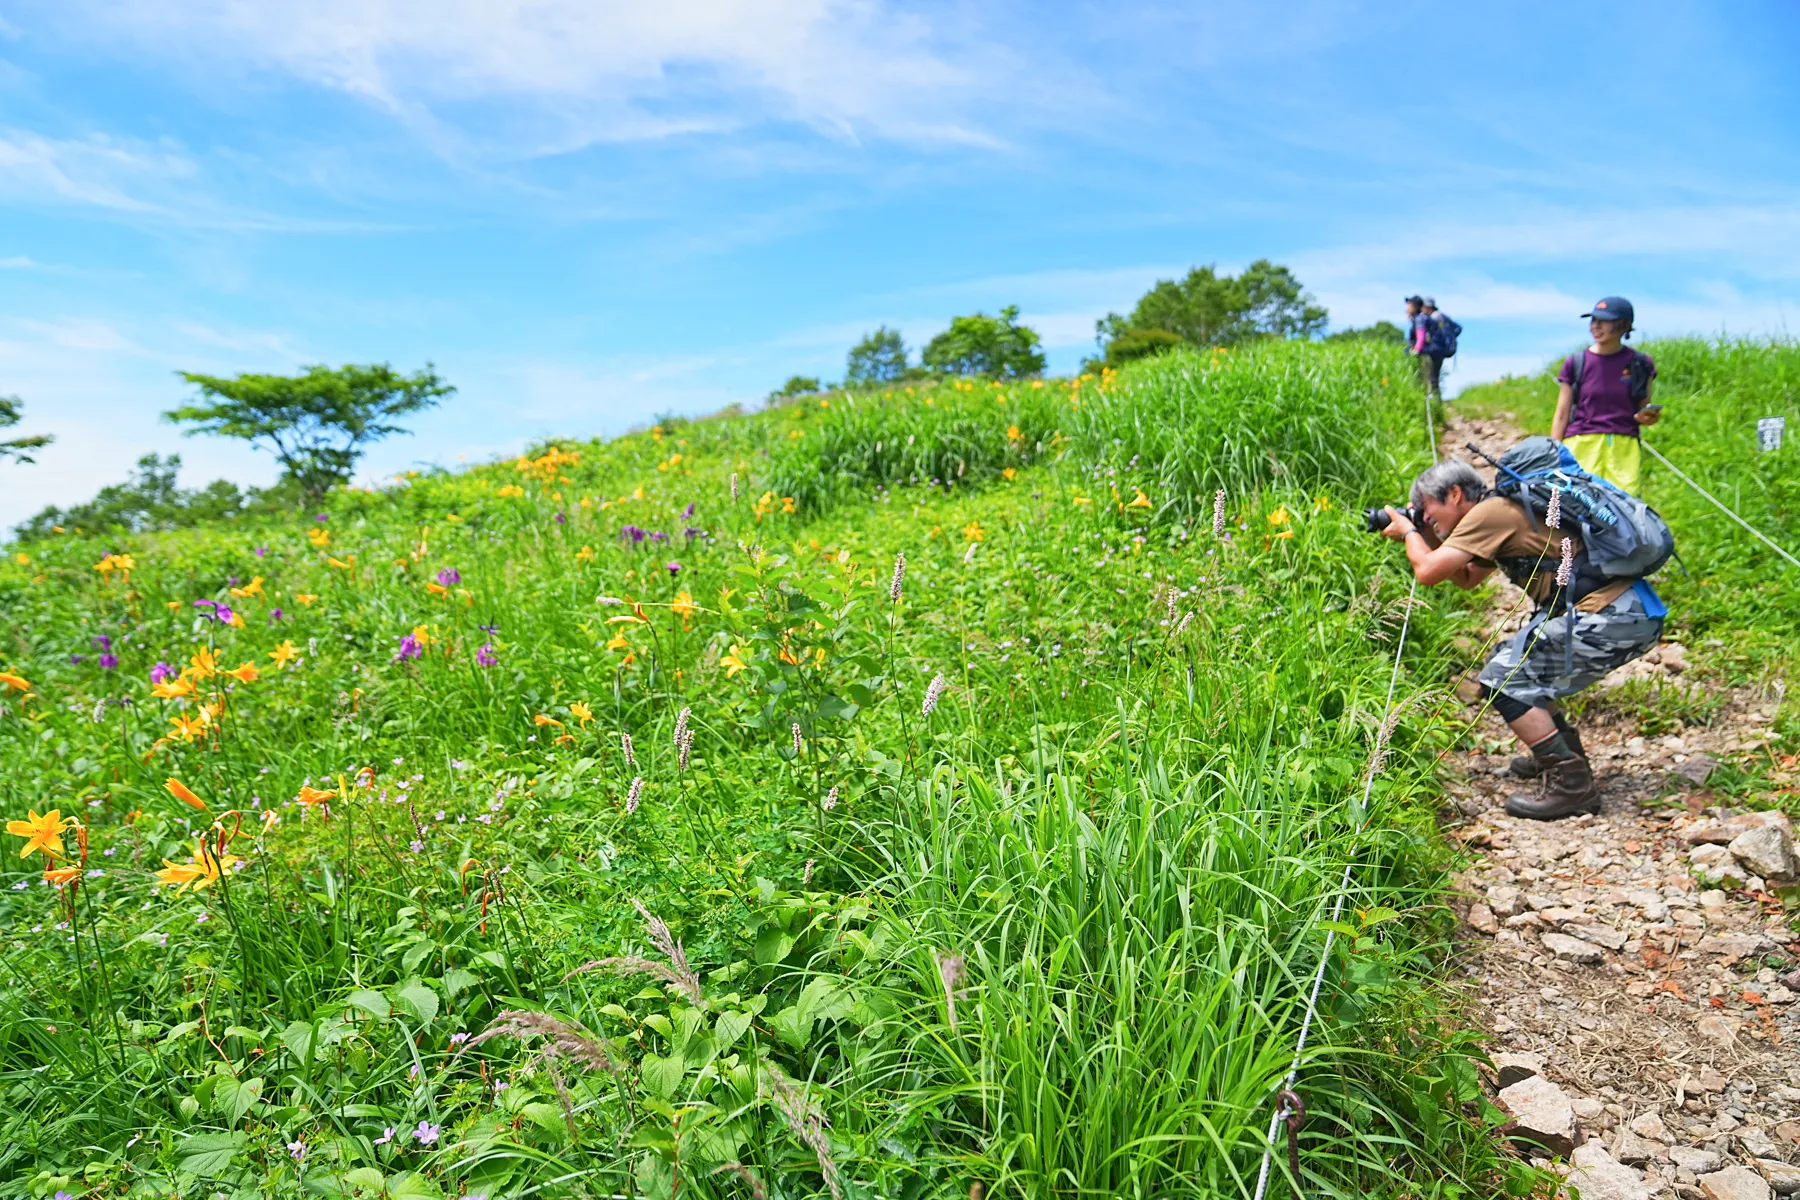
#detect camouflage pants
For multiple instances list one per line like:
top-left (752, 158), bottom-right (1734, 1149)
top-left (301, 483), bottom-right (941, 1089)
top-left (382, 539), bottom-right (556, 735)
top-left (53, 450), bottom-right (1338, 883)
top-left (1478, 585), bottom-right (1664, 709)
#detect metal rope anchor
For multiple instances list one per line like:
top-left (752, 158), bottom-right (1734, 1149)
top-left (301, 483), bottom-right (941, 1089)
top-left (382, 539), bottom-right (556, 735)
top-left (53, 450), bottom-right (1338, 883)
top-left (1275, 1089), bottom-right (1306, 1196)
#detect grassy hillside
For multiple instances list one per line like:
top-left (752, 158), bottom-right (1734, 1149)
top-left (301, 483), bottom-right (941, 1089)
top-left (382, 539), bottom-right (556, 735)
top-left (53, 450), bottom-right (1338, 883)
top-left (0, 342), bottom-right (1570, 1198)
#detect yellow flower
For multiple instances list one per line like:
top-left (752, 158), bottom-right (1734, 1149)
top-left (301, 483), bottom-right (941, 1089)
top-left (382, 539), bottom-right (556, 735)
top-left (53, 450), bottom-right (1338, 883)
top-left (168, 713), bottom-right (207, 742)
top-left (575, 545), bottom-right (596, 563)
top-left (165, 778), bottom-right (208, 810)
top-left (225, 662), bottom-right (259, 684)
top-left (569, 702), bottom-right (594, 725)
top-left (307, 527), bottom-right (330, 547)
top-left (228, 576), bottom-right (264, 598)
top-left (0, 671), bottom-right (31, 692)
top-left (1267, 507), bottom-right (1291, 527)
top-left (295, 593), bottom-right (318, 606)
top-left (778, 644), bottom-right (801, 666)
top-left (1127, 490), bottom-right (1152, 509)
top-left (1006, 425), bottom-right (1022, 441)
top-left (12, 552), bottom-right (26, 565)
top-left (1071, 495), bottom-right (1091, 506)
top-left (720, 645), bottom-right (748, 677)
top-left (789, 429), bottom-right (804, 440)
top-left (1313, 495), bottom-right (1332, 512)
top-left (962, 521), bottom-right (985, 542)
top-left (410, 625), bottom-right (432, 647)
top-left (496, 483), bottom-right (525, 498)
top-left (269, 640), bottom-right (298, 668)
top-left (670, 591), bottom-right (698, 620)
top-left (606, 630), bottom-right (632, 652)
top-left (425, 580), bottom-right (447, 596)
top-left (1273, 529), bottom-right (1295, 540)
top-left (782, 496), bottom-right (797, 513)
top-left (534, 713), bottom-right (563, 728)
top-left (328, 555), bottom-right (355, 570)
top-left (43, 865), bottom-right (82, 887)
top-left (188, 647), bottom-right (217, 679)
top-left (295, 785), bottom-right (337, 807)
top-left (152, 678), bottom-right (195, 700)
top-left (7, 809), bottom-right (69, 859)
top-left (227, 611), bottom-right (245, 628)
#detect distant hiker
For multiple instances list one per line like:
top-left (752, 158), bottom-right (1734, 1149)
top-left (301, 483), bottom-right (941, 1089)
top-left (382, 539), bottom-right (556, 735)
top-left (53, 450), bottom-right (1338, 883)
top-left (1552, 296), bottom-right (1658, 494)
top-left (1406, 295), bottom-right (1458, 398)
top-left (1378, 449), bottom-right (1670, 820)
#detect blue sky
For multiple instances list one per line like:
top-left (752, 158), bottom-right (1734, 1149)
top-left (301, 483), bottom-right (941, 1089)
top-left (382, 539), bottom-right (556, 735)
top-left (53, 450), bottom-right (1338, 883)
top-left (3, 0), bottom-right (1797, 532)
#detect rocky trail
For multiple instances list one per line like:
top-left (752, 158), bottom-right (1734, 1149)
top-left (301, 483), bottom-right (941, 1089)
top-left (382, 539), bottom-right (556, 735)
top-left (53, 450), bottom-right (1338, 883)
top-left (1435, 409), bottom-right (1800, 1200)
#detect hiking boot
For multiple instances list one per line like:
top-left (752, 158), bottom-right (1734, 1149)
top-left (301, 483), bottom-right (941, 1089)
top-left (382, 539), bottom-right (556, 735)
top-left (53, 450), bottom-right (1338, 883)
top-left (1507, 722), bottom-right (1586, 779)
top-left (1505, 756), bottom-right (1600, 820)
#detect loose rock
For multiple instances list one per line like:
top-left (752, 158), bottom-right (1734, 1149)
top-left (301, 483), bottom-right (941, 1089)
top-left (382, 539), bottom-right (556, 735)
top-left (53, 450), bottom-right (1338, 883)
top-left (1565, 1141), bottom-right (1650, 1200)
top-left (1729, 825), bottom-right (1797, 882)
top-left (1468, 902), bottom-right (1499, 934)
top-left (1498, 1074), bottom-right (1577, 1156)
top-left (1673, 1147), bottom-right (1726, 1174)
top-left (1493, 1050), bottom-right (1544, 1088)
top-left (1698, 1166), bottom-right (1773, 1200)
top-left (1543, 931), bottom-right (1605, 964)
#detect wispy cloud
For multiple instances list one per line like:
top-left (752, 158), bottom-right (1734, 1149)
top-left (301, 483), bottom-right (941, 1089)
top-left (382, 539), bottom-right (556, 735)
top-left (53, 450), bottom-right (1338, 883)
top-left (0, 128), bottom-right (194, 213)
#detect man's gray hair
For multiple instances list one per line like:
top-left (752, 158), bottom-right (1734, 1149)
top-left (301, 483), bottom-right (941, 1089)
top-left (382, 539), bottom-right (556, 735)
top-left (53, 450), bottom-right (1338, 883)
top-left (1410, 460), bottom-right (1488, 510)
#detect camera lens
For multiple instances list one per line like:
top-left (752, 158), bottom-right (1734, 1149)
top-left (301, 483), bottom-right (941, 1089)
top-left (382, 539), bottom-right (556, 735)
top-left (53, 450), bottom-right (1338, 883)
top-left (1363, 507), bottom-right (1392, 532)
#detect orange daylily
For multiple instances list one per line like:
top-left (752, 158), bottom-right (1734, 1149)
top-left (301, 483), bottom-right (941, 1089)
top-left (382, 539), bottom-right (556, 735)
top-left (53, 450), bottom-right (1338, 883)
top-left (166, 778), bottom-right (208, 810)
top-left (225, 662), bottom-right (259, 684)
top-left (295, 594), bottom-right (318, 606)
top-left (425, 581), bottom-right (448, 596)
top-left (43, 865), bottom-right (82, 886)
top-left (269, 640), bottom-right (298, 668)
top-left (569, 702), bottom-right (593, 726)
top-left (307, 527), bottom-right (330, 547)
top-left (534, 713), bottom-right (563, 728)
top-left (0, 671), bottom-right (31, 692)
top-left (328, 555), bottom-right (355, 570)
top-left (1127, 490), bottom-right (1153, 509)
top-left (229, 576), bottom-right (264, 598)
top-left (962, 521), bottom-right (985, 542)
top-left (168, 713), bottom-right (207, 743)
top-left (7, 809), bottom-right (70, 859)
top-left (188, 647), bottom-right (218, 679)
top-left (1267, 507), bottom-right (1291, 527)
top-left (720, 645), bottom-right (749, 677)
top-left (605, 631), bottom-right (631, 652)
top-left (670, 591), bottom-right (698, 620)
top-left (152, 678), bottom-right (195, 700)
top-left (295, 785), bottom-right (337, 807)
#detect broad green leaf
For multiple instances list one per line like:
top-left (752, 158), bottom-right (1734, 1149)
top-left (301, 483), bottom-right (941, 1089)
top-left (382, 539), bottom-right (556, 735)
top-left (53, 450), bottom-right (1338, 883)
top-left (402, 939), bottom-right (437, 974)
top-left (713, 1008), bottom-right (754, 1050)
top-left (522, 1101), bottom-right (569, 1138)
top-left (279, 1020), bottom-right (317, 1068)
top-left (768, 1003), bottom-right (812, 1050)
top-left (390, 1172), bottom-right (444, 1199)
top-left (641, 1051), bottom-right (684, 1099)
top-left (344, 1167), bottom-right (387, 1191)
top-left (444, 968), bottom-right (479, 998)
top-left (177, 1130), bottom-right (245, 1177)
top-left (347, 990), bottom-right (391, 1020)
top-left (392, 983), bottom-right (439, 1025)
top-left (161, 1020), bottom-right (201, 1045)
top-left (228, 1076), bottom-right (263, 1125)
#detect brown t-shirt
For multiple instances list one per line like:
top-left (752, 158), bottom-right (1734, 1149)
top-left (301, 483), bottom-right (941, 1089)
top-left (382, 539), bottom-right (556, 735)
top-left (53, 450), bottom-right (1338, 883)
top-left (1442, 496), bottom-right (1631, 612)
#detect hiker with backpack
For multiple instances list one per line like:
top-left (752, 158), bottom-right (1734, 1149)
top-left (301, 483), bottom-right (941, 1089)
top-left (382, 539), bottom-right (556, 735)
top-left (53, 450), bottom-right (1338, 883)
top-left (1552, 296), bottom-right (1659, 494)
top-left (1404, 296), bottom-right (1461, 398)
top-left (1377, 439), bottom-right (1673, 819)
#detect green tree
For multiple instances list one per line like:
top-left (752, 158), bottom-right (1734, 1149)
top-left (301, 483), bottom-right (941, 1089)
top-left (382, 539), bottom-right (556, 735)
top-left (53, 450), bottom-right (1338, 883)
top-left (0, 396), bottom-right (53, 464)
top-left (13, 453), bottom-right (256, 542)
top-left (164, 363), bottom-right (454, 502)
top-left (845, 326), bottom-right (909, 387)
top-left (769, 375), bottom-right (823, 401)
top-left (1325, 320), bottom-right (1407, 346)
top-left (1096, 259), bottom-right (1328, 357)
top-left (1101, 328), bottom-right (1183, 369)
top-left (921, 305), bottom-right (1046, 378)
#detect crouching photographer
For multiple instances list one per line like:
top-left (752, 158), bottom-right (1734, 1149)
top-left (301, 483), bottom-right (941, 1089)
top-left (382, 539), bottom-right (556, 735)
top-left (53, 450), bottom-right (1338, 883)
top-left (1377, 453), bottom-right (1669, 820)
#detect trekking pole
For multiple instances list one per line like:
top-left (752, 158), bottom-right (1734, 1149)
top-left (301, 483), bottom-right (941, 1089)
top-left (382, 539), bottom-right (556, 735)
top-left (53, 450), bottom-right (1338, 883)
top-left (1641, 441), bottom-right (1800, 571)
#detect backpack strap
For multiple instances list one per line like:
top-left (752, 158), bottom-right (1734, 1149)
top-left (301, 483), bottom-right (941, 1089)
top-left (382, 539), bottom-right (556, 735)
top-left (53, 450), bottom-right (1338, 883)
top-left (1567, 351), bottom-right (1585, 397)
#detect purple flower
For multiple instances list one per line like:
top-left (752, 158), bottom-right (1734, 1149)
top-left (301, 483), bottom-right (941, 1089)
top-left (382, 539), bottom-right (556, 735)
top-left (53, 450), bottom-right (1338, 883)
top-left (553, 511), bottom-right (567, 525)
top-left (665, 561), bottom-right (681, 576)
top-left (476, 643), bottom-right (498, 667)
top-left (92, 634), bottom-right (112, 651)
top-left (478, 623), bottom-right (500, 636)
top-left (69, 654), bottom-right (84, 665)
top-left (99, 654), bottom-right (119, 670)
top-left (394, 634), bottom-right (423, 662)
top-left (254, 546), bottom-right (268, 558)
top-left (150, 662), bottom-right (176, 684)
top-left (374, 1126), bottom-right (395, 1146)
top-left (449, 1031), bottom-right (470, 1045)
top-left (409, 838), bottom-right (424, 853)
top-left (436, 567), bottom-right (461, 587)
top-left (269, 608), bottom-right (285, 623)
top-left (227, 576), bottom-right (240, 587)
top-left (681, 502), bottom-right (696, 519)
top-left (411, 1120), bottom-right (441, 1145)
top-left (314, 513), bottom-right (329, 523)
top-left (650, 530), bottom-right (668, 544)
top-left (620, 525), bottom-right (647, 544)
top-left (287, 1138), bottom-right (307, 1161)
top-left (193, 599), bottom-right (233, 623)
top-left (683, 526), bottom-right (705, 541)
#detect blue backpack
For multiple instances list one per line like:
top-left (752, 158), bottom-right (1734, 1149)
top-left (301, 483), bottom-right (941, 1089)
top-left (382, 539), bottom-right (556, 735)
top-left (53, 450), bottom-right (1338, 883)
top-left (1469, 436), bottom-right (1675, 583)
top-left (1428, 312), bottom-right (1462, 356)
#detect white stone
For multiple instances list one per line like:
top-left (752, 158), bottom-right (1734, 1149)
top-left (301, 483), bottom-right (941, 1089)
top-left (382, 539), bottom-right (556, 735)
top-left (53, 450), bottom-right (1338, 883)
top-left (1671, 1147), bottom-right (1725, 1174)
top-left (1629, 1111), bottom-right (1670, 1141)
top-left (1566, 1142), bottom-right (1650, 1200)
top-left (1730, 825), bottom-right (1797, 881)
top-left (1498, 1075), bottom-right (1577, 1156)
top-left (1699, 1166), bottom-right (1773, 1200)
top-left (1542, 932), bottom-right (1604, 964)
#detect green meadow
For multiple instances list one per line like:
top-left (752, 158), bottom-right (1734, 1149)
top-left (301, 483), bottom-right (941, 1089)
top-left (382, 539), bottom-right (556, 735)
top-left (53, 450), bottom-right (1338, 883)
top-left (1, 338), bottom-right (1793, 1198)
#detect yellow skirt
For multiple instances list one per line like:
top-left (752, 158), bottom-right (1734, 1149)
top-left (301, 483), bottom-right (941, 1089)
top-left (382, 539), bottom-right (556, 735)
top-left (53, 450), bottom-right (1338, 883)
top-left (1564, 433), bottom-right (1641, 494)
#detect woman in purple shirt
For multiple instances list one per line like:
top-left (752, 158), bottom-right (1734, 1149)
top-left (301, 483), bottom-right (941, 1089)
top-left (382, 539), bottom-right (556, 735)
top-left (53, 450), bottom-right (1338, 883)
top-left (1551, 296), bottom-right (1660, 493)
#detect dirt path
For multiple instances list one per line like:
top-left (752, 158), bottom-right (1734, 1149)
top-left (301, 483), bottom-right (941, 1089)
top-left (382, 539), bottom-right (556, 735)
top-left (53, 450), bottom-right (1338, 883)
top-left (1435, 409), bottom-right (1800, 1199)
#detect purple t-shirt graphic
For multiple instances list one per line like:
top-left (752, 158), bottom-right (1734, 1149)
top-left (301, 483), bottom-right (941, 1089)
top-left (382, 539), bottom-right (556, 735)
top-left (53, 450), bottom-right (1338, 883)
top-left (1559, 347), bottom-right (1656, 437)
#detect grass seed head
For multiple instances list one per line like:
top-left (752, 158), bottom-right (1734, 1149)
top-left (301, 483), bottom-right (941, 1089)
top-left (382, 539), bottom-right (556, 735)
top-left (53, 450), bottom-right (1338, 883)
top-left (762, 1068), bottom-right (842, 1200)
top-left (889, 551), bottom-right (906, 601)
top-left (922, 671), bottom-right (948, 716)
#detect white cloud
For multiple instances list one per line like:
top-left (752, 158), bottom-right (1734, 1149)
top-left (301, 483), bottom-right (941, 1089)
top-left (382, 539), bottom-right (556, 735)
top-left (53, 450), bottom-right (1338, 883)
top-left (0, 128), bottom-right (195, 213)
top-left (57, 0), bottom-right (1035, 155)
